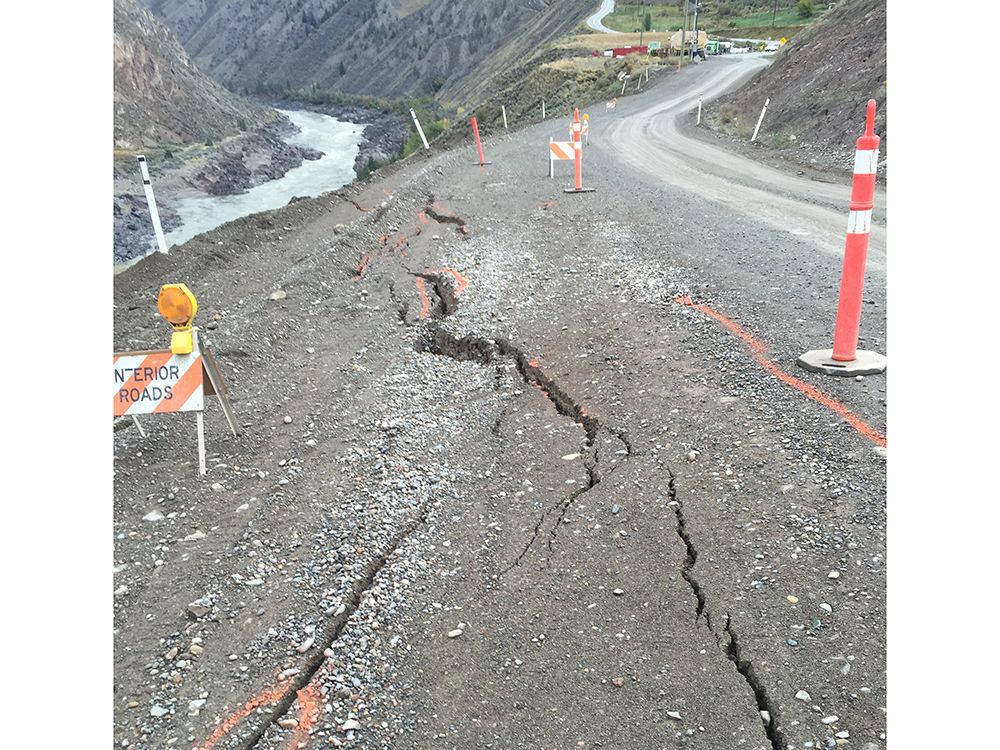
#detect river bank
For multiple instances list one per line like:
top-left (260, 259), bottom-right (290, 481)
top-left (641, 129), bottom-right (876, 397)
top-left (263, 99), bottom-right (409, 175)
top-left (113, 103), bottom-right (409, 264)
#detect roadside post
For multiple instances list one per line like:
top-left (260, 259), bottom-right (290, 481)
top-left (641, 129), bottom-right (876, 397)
top-left (542, 99), bottom-right (546, 120)
top-left (409, 108), bottom-right (430, 150)
top-left (502, 105), bottom-right (508, 129)
top-left (797, 100), bottom-right (886, 377)
top-left (136, 155), bottom-right (168, 254)
top-left (563, 108), bottom-right (595, 194)
top-left (751, 97), bottom-right (770, 142)
top-left (697, 95), bottom-right (703, 125)
top-left (583, 114), bottom-right (590, 145)
top-left (470, 116), bottom-right (491, 166)
top-left (114, 283), bottom-right (239, 475)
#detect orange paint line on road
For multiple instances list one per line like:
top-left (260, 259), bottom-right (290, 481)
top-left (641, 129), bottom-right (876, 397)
top-left (673, 295), bottom-right (886, 448)
top-left (195, 683), bottom-right (291, 750)
top-left (355, 254), bottom-right (371, 277)
top-left (439, 267), bottom-right (469, 295)
top-left (415, 277), bottom-right (431, 319)
top-left (417, 211), bottom-right (429, 224)
top-left (288, 680), bottom-right (323, 749)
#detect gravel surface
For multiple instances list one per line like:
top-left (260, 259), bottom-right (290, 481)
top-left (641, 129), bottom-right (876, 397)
top-left (114, 52), bottom-right (885, 750)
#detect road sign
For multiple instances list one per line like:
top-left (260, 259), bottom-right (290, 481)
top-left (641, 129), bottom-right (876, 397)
top-left (648, 41), bottom-right (661, 51)
top-left (114, 284), bottom-right (239, 475)
top-left (113, 349), bottom-right (204, 417)
top-left (779, 37), bottom-right (787, 45)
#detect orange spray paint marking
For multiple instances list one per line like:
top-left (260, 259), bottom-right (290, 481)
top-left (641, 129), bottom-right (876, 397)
top-left (383, 188), bottom-right (392, 198)
top-left (395, 234), bottom-right (408, 249)
top-left (439, 267), bottom-right (470, 295)
top-left (417, 211), bottom-right (430, 224)
top-left (415, 277), bottom-right (431, 319)
top-left (673, 296), bottom-right (886, 447)
top-left (379, 234), bottom-right (388, 245)
top-left (288, 680), bottom-right (323, 749)
top-left (195, 683), bottom-right (291, 750)
top-left (355, 254), bottom-right (371, 276)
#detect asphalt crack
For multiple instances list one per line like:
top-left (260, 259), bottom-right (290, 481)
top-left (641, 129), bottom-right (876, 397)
top-left (231, 505), bottom-right (431, 749)
top-left (414, 324), bottom-right (629, 574)
top-left (667, 468), bottom-right (785, 750)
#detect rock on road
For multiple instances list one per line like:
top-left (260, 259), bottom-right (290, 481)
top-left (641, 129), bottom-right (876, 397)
top-left (113, 51), bottom-right (885, 750)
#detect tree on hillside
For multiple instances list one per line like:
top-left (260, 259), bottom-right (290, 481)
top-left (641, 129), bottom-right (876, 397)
top-left (644, 12), bottom-right (652, 31)
top-left (798, 0), bottom-right (815, 18)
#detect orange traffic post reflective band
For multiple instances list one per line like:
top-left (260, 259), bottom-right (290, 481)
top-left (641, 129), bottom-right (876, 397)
top-left (674, 296), bottom-right (886, 448)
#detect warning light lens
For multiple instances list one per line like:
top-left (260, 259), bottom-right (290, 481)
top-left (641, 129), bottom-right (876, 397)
top-left (157, 284), bottom-right (198, 327)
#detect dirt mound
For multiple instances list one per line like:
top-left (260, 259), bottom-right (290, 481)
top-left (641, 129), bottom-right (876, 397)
top-left (706, 0), bottom-right (886, 172)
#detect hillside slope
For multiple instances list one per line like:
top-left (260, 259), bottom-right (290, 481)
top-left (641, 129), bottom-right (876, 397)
top-left (142, 0), bottom-right (592, 102)
top-left (114, 0), bottom-right (274, 148)
top-left (706, 0), bottom-right (886, 166)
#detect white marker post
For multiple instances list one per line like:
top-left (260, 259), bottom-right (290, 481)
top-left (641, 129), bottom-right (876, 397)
top-left (542, 100), bottom-right (546, 120)
top-left (502, 105), bottom-right (508, 129)
top-left (645, 67), bottom-right (649, 83)
top-left (751, 97), bottom-right (770, 143)
top-left (549, 137), bottom-right (554, 178)
top-left (697, 95), bottom-right (703, 125)
top-left (136, 155), bottom-right (168, 254)
top-left (409, 108), bottom-right (430, 150)
top-left (621, 78), bottom-right (628, 95)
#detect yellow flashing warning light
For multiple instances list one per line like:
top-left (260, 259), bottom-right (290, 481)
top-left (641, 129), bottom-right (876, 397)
top-left (157, 283), bottom-right (198, 354)
top-left (583, 113), bottom-right (589, 120)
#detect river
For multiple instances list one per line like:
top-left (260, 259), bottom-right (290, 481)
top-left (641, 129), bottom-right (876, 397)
top-left (116, 110), bottom-right (363, 273)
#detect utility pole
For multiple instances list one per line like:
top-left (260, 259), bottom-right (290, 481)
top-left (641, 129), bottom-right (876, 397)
top-left (691, 1), bottom-right (700, 61)
top-left (681, 0), bottom-right (688, 58)
top-left (639, 0), bottom-right (644, 46)
top-left (772, 0), bottom-right (778, 27)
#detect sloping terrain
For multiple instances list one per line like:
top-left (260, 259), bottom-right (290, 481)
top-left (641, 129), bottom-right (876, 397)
top-left (142, 0), bottom-right (593, 101)
top-left (114, 0), bottom-right (275, 148)
top-left (704, 0), bottom-right (886, 169)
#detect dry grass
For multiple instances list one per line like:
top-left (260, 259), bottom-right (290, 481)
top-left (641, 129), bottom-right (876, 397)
top-left (554, 31), bottom-right (675, 52)
top-left (542, 56), bottom-right (614, 73)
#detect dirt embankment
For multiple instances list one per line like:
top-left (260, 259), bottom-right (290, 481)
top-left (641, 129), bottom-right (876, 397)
top-left (700, 0), bottom-right (886, 175)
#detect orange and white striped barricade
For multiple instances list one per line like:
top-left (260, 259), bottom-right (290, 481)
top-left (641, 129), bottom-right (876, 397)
top-left (797, 99), bottom-right (885, 377)
top-left (115, 284), bottom-right (239, 475)
top-left (563, 108), bottom-right (595, 194)
top-left (549, 137), bottom-right (574, 178)
top-left (606, 98), bottom-right (617, 113)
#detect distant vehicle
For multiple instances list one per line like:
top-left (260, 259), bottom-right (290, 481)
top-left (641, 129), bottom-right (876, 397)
top-left (763, 40), bottom-right (781, 52)
top-left (667, 29), bottom-right (708, 55)
top-left (706, 40), bottom-right (733, 55)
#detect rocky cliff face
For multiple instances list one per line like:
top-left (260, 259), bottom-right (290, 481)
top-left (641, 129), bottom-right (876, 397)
top-left (141, 0), bottom-right (592, 102)
top-left (114, 0), bottom-right (275, 148)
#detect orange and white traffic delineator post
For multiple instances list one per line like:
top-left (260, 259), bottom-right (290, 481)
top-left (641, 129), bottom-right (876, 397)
top-left (470, 116), bottom-right (491, 166)
top-left (563, 108), bottom-right (595, 194)
top-left (798, 99), bottom-right (886, 377)
top-left (549, 137), bottom-right (574, 178)
top-left (114, 284), bottom-right (238, 474)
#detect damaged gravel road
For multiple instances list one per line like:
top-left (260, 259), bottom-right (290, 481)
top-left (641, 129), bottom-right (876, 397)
top-left (114, 54), bottom-right (885, 750)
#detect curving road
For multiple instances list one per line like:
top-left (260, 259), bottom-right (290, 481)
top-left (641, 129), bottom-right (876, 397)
top-left (586, 0), bottom-right (617, 33)
top-left (594, 54), bottom-right (886, 271)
